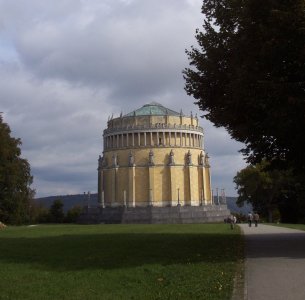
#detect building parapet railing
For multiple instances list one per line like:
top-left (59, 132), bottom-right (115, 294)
top-left (104, 123), bottom-right (204, 135)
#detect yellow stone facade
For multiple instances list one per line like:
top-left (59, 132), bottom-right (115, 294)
top-left (98, 102), bottom-right (212, 207)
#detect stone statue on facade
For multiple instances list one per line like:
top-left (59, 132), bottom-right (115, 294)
top-left (199, 151), bottom-right (204, 166)
top-left (186, 150), bottom-right (192, 165)
top-left (112, 153), bottom-right (118, 167)
top-left (128, 151), bottom-right (135, 167)
top-left (168, 149), bottom-right (175, 165)
top-left (148, 149), bottom-right (154, 166)
top-left (204, 153), bottom-right (210, 168)
top-left (98, 155), bottom-right (103, 170)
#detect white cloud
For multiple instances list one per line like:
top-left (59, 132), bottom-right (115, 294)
top-left (0, 0), bottom-right (246, 197)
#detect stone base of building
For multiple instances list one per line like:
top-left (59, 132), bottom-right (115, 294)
top-left (78, 205), bottom-right (230, 224)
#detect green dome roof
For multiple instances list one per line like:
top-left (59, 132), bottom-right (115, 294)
top-left (124, 102), bottom-right (181, 117)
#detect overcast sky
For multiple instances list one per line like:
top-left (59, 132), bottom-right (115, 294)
top-left (0, 0), bottom-right (246, 198)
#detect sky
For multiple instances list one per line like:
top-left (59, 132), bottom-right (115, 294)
top-left (0, 0), bottom-right (246, 198)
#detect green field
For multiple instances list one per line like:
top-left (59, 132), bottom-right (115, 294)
top-left (0, 224), bottom-right (242, 300)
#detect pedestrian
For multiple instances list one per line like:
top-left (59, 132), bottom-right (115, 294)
top-left (229, 214), bottom-right (236, 229)
top-left (248, 212), bottom-right (253, 227)
top-left (254, 212), bottom-right (259, 227)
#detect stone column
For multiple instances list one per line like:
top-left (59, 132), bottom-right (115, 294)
top-left (111, 167), bottom-right (118, 206)
top-left (101, 191), bottom-right (105, 208)
top-left (204, 165), bottom-right (212, 203)
top-left (123, 190), bottom-right (127, 207)
top-left (121, 134), bottom-right (124, 147)
top-left (144, 132), bottom-right (147, 146)
top-left (180, 132), bottom-right (182, 146)
top-left (150, 132), bottom-right (153, 146)
top-left (98, 168), bottom-right (103, 206)
top-left (128, 166), bottom-right (136, 207)
top-left (138, 132), bottom-right (141, 146)
top-left (198, 165), bottom-right (205, 205)
top-left (148, 165), bottom-right (155, 206)
top-left (169, 166), bottom-right (177, 206)
top-left (132, 133), bottom-right (135, 147)
top-left (188, 165), bottom-right (198, 206)
top-left (127, 133), bottom-right (129, 147)
top-left (162, 132), bottom-right (165, 145)
top-left (174, 132), bottom-right (177, 146)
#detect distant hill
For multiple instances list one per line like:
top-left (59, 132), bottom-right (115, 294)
top-left (36, 194), bottom-right (251, 215)
top-left (36, 193), bottom-right (99, 212)
top-left (224, 197), bottom-right (252, 214)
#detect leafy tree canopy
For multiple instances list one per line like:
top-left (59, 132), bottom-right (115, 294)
top-left (233, 160), bottom-right (290, 221)
top-left (184, 0), bottom-right (305, 171)
top-left (0, 115), bottom-right (34, 224)
top-left (49, 199), bottom-right (65, 223)
top-left (65, 205), bottom-right (82, 223)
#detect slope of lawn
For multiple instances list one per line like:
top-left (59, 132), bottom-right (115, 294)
top-left (0, 224), bottom-right (243, 300)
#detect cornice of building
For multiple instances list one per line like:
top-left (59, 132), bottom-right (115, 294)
top-left (103, 123), bottom-right (204, 135)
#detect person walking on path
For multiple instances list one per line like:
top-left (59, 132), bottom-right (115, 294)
top-left (253, 212), bottom-right (259, 227)
top-left (239, 224), bottom-right (305, 300)
top-left (229, 214), bottom-right (237, 229)
top-left (247, 212), bottom-right (253, 227)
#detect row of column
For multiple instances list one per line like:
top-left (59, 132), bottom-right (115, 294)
top-left (104, 131), bottom-right (204, 150)
top-left (98, 164), bottom-right (212, 208)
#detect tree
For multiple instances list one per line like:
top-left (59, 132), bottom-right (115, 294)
top-left (28, 200), bottom-right (49, 224)
top-left (49, 199), bottom-right (65, 223)
top-left (233, 161), bottom-right (290, 222)
top-left (65, 205), bottom-right (82, 223)
top-left (0, 115), bottom-right (34, 224)
top-left (184, 0), bottom-right (305, 172)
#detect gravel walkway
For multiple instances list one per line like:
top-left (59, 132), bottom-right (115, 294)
top-left (239, 223), bottom-right (305, 300)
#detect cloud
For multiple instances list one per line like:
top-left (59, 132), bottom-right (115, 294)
top-left (0, 0), bottom-right (246, 197)
top-left (1, 0), bottom-right (201, 102)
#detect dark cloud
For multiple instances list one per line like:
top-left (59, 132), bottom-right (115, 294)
top-left (0, 0), bottom-right (246, 197)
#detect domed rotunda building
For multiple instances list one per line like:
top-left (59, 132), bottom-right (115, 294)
top-left (82, 102), bottom-right (229, 223)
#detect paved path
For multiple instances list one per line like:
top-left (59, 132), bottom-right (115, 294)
top-left (239, 224), bottom-right (305, 300)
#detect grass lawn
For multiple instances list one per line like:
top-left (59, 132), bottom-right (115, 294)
top-left (0, 224), bottom-right (242, 300)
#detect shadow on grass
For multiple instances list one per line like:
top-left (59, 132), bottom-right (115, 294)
top-left (0, 232), bottom-right (239, 272)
